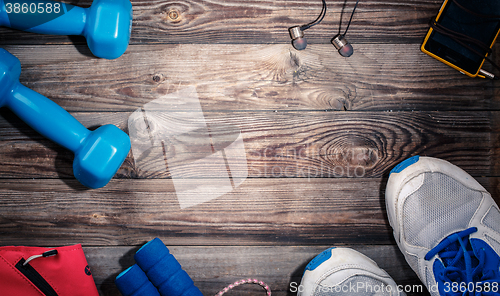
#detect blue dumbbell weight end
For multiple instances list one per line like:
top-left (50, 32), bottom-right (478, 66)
top-left (0, 0), bottom-right (132, 59)
top-left (0, 48), bottom-right (131, 188)
top-left (116, 264), bottom-right (161, 296)
top-left (135, 238), bottom-right (204, 296)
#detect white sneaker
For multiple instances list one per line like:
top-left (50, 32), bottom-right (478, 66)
top-left (297, 247), bottom-right (404, 295)
top-left (386, 156), bottom-right (500, 296)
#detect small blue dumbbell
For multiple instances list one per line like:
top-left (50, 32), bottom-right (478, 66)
top-left (116, 264), bottom-right (161, 296)
top-left (0, 0), bottom-right (132, 59)
top-left (116, 238), bottom-right (203, 296)
top-left (135, 238), bottom-right (204, 296)
top-left (0, 48), bottom-right (131, 188)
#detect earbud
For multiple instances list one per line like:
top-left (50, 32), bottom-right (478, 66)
top-left (289, 26), bottom-right (308, 50)
top-left (288, 0), bottom-right (358, 56)
top-left (331, 34), bottom-right (353, 57)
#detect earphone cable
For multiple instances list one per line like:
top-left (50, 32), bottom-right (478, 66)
top-left (301, 0), bottom-right (327, 30)
top-left (430, 21), bottom-right (491, 54)
top-left (339, 0), bottom-right (360, 36)
top-left (451, 0), bottom-right (500, 19)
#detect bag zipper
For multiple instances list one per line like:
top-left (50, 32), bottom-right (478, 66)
top-left (15, 258), bottom-right (58, 296)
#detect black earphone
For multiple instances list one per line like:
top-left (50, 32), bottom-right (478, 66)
top-left (288, 0), bottom-right (327, 51)
top-left (331, 34), bottom-right (353, 57)
top-left (289, 0), bottom-right (360, 57)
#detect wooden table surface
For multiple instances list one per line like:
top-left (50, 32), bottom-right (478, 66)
top-left (1, 0), bottom-right (499, 295)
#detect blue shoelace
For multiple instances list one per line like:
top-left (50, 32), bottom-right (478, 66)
top-left (424, 227), bottom-right (499, 296)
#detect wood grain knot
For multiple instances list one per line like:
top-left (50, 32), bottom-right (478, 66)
top-left (168, 10), bottom-right (179, 20)
top-left (152, 74), bottom-right (165, 83)
top-left (166, 9), bottom-right (182, 23)
top-left (325, 135), bottom-right (380, 171)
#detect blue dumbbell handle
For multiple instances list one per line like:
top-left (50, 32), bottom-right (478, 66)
top-left (0, 0), bottom-right (86, 35)
top-left (135, 238), bottom-right (204, 296)
top-left (3, 83), bottom-right (91, 153)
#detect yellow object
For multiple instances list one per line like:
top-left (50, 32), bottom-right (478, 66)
top-left (421, 0), bottom-right (500, 78)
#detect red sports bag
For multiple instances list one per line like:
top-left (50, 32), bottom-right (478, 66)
top-left (0, 244), bottom-right (99, 296)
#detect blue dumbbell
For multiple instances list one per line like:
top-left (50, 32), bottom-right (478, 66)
top-left (0, 0), bottom-right (132, 59)
top-left (116, 238), bottom-right (204, 296)
top-left (0, 48), bottom-right (131, 188)
top-left (116, 264), bottom-right (161, 296)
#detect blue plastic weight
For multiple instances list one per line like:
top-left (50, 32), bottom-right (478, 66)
top-left (0, 48), bottom-right (131, 188)
top-left (0, 0), bottom-right (132, 59)
top-left (134, 238), bottom-right (204, 296)
top-left (116, 264), bottom-right (161, 296)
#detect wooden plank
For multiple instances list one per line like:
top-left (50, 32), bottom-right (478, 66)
top-left (492, 112), bottom-right (500, 180)
top-left (0, 109), bottom-right (494, 177)
top-left (0, 110), bottom-right (495, 179)
top-left (85, 245), bottom-right (429, 296)
top-left (2, 44), bottom-right (497, 112)
top-left (0, 0), bottom-right (443, 45)
top-left (0, 177), bottom-right (497, 247)
top-left (0, 178), bottom-right (397, 246)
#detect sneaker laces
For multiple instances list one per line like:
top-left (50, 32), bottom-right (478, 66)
top-left (424, 227), bottom-right (498, 295)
